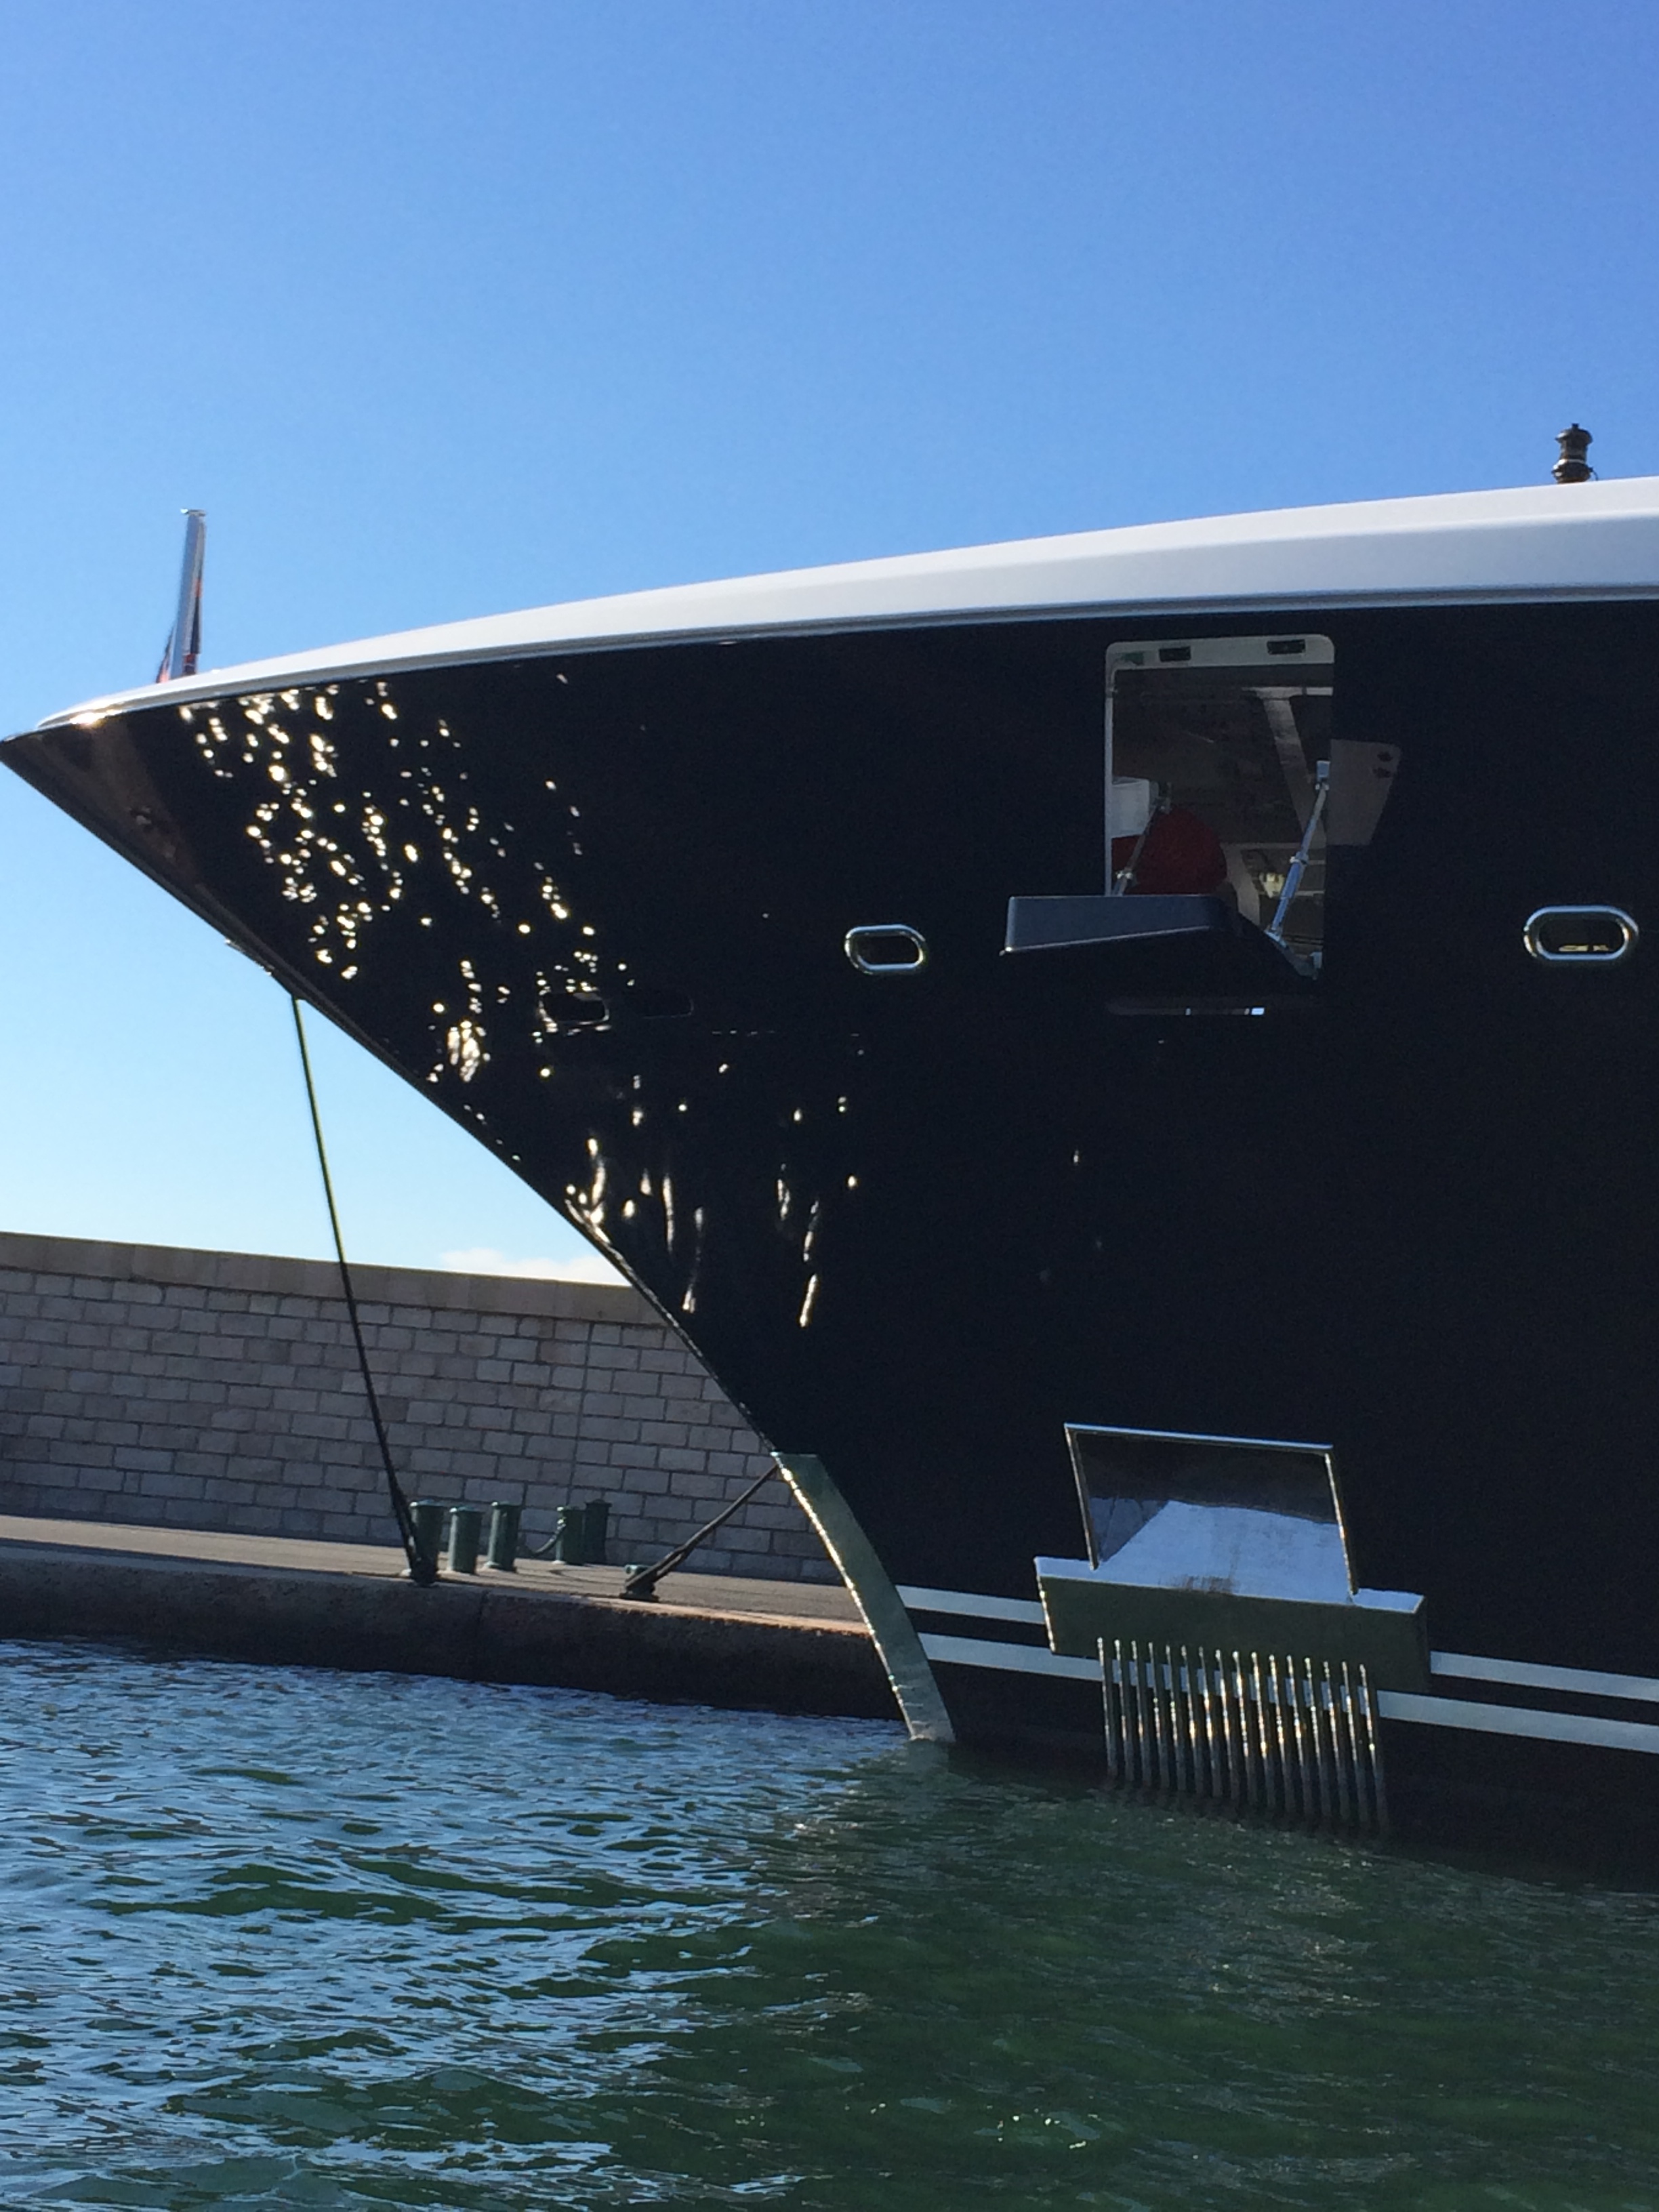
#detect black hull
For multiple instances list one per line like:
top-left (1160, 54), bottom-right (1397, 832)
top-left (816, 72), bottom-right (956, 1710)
top-left (14, 597), bottom-right (1659, 1849)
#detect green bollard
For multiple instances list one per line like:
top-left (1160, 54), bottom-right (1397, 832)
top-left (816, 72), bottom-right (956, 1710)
top-left (485, 1500), bottom-right (521, 1572)
top-left (581, 1499), bottom-right (610, 1565)
top-left (410, 1499), bottom-right (446, 1577)
top-left (551, 1500), bottom-right (612, 1565)
top-left (447, 1502), bottom-right (483, 1575)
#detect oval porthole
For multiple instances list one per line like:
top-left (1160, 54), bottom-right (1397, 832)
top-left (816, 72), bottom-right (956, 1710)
top-left (844, 924), bottom-right (929, 976)
top-left (551, 992), bottom-right (611, 1029)
top-left (1523, 906), bottom-right (1639, 964)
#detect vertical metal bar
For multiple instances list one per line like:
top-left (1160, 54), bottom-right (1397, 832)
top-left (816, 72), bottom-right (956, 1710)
top-left (1125, 1641), bottom-right (1141, 1787)
top-left (1240, 1651), bottom-right (1261, 1812)
top-left (1302, 1658), bottom-right (1322, 1825)
top-left (1316, 1658), bottom-right (1335, 1826)
top-left (1130, 1638), bottom-right (1152, 1790)
top-left (1307, 1659), bottom-right (1324, 1824)
top-left (1359, 1664), bottom-right (1388, 1833)
top-left (1221, 1650), bottom-right (1243, 1809)
top-left (1120, 1639), bottom-right (1135, 1787)
top-left (1196, 1644), bottom-right (1220, 1804)
top-left (1337, 1660), bottom-right (1362, 1828)
top-left (1353, 1662), bottom-right (1376, 1832)
top-left (1285, 1656), bottom-right (1310, 1822)
top-left (1194, 1649), bottom-right (1209, 1800)
top-left (1145, 1642), bottom-right (1167, 1792)
top-left (1139, 1639), bottom-right (1157, 1790)
top-left (1168, 1645), bottom-right (1194, 1796)
top-left (1285, 1658), bottom-right (1306, 1824)
top-left (1267, 1654), bottom-right (1292, 1818)
top-left (1124, 1645), bottom-right (1141, 1778)
top-left (1176, 1643), bottom-right (1196, 1797)
top-left (1316, 1660), bottom-right (1338, 1826)
top-left (1110, 1637), bottom-right (1124, 1787)
top-left (1250, 1650), bottom-right (1273, 1814)
top-left (1298, 1658), bottom-right (1322, 1826)
top-left (1324, 1660), bottom-right (1351, 1829)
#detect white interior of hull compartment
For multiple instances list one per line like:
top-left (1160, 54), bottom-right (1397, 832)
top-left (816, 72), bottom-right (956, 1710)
top-left (1092, 1500), bottom-right (1351, 1603)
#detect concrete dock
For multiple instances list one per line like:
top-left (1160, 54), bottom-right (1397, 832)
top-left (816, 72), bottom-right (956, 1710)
top-left (0, 1514), bottom-right (895, 1721)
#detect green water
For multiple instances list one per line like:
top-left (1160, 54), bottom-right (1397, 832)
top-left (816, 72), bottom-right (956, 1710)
top-left (5, 1642), bottom-right (1659, 2209)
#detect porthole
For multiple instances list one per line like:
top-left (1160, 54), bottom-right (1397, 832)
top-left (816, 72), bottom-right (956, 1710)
top-left (844, 924), bottom-right (928, 976)
top-left (1523, 907), bottom-right (1639, 965)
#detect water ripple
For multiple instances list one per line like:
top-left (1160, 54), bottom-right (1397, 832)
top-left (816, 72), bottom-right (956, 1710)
top-left (4, 1641), bottom-right (1659, 2207)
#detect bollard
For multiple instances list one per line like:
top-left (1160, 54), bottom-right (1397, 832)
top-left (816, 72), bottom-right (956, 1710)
top-left (485, 1500), bottom-right (521, 1572)
top-left (581, 1499), bottom-right (610, 1565)
top-left (410, 1499), bottom-right (446, 1577)
top-left (447, 1502), bottom-right (483, 1575)
top-left (552, 1500), bottom-right (611, 1565)
top-left (553, 1504), bottom-right (586, 1563)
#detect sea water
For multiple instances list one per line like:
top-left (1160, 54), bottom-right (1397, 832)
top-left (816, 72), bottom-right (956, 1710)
top-left (4, 1640), bottom-right (1659, 2209)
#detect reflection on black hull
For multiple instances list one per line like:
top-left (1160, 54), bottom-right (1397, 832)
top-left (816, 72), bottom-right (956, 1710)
top-left (14, 594), bottom-right (1659, 1850)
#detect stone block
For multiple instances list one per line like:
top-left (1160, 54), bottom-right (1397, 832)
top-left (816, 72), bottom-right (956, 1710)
top-left (638, 1420), bottom-right (691, 1452)
top-left (271, 1387), bottom-right (323, 1416)
top-left (657, 1447), bottom-right (711, 1476)
top-left (291, 1412), bottom-right (352, 1443)
top-left (581, 1416), bottom-right (640, 1446)
top-left (672, 1471), bottom-right (726, 1503)
top-left (585, 1342), bottom-right (640, 1372)
top-left (112, 1446), bottom-right (176, 1477)
top-left (136, 1470), bottom-right (205, 1502)
top-left (47, 1438), bottom-right (115, 1469)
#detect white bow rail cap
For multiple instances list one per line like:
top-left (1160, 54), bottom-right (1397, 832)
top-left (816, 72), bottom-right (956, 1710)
top-left (45, 476), bottom-right (1659, 727)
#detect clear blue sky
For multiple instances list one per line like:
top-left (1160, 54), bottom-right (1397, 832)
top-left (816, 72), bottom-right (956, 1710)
top-left (2, 0), bottom-right (1656, 1275)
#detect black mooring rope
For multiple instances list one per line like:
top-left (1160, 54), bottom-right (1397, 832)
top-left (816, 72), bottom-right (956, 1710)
top-left (619, 1463), bottom-right (779, 1601)
top-left (290, 998), bottom-right (436, 1585)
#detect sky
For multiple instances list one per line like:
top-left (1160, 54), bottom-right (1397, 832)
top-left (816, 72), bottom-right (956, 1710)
top-left (1, 0), bottom-right (1656, 1279)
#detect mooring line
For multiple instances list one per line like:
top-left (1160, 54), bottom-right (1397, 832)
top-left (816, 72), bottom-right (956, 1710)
top-left (290, 997), bottom-right (435, 1585)
top-left (619, 1463), bottom-right (779, 1601)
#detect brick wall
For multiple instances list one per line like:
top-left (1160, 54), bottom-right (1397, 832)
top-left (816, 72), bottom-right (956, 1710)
top-left (0, 1232), bottom-right (834, 1582)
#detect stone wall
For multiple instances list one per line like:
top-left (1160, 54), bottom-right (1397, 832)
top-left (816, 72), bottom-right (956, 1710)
top-left (0, 1232), bottom-right (834, 1582)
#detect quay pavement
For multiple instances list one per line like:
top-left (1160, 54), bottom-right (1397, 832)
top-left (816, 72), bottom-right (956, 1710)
top-left (0, 1513), bottom-right (894, 1721)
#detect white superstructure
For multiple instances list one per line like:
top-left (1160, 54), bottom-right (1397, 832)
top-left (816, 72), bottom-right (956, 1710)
top-left (45, 476), bottom-right (1659, 727)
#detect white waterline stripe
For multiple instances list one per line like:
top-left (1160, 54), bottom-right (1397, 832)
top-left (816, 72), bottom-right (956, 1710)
top-left (1431, 1650), bottom-right (1659, 1705)
top-left (898, 1586), bottom-right (1048, 1626)
top-left (1380, 1691), bottom-right (1659, 1756)
top-left (919, 1632), bottom-right (1102, 1681)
